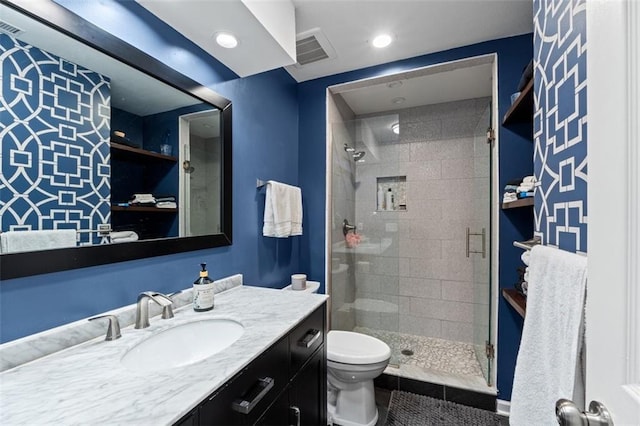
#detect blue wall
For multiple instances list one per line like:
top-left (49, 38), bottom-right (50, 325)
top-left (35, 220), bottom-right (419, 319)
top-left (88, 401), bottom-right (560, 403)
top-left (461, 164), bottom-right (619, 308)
top-left (0, 2), bottom-right (300, 343)
top-left (297, 34), bottom-right (533, 400)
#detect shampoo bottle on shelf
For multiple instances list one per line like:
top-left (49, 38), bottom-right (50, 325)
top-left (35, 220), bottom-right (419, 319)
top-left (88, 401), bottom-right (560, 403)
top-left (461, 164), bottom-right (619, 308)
top-left (193, 263), bottom-right (214, 311)
top-left (385, 188), bottom-right (394, 211)
top-left (377, 186), bottom-right (384, 210)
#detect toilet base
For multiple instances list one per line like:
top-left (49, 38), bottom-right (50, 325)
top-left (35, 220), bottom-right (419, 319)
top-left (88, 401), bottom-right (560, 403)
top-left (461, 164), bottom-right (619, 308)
top-left (327, 379), bottom-right (378, 426)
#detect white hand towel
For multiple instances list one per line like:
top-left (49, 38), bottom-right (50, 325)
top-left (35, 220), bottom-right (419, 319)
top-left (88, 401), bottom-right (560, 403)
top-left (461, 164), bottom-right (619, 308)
top-left (510, 245), bottom-right (587, 426)
top-left (110, 230), bottom-right (139, 243)
top-left (263, 181), bottom-right (303, 238)
top-left (0, 229), bottom-right (76, 253)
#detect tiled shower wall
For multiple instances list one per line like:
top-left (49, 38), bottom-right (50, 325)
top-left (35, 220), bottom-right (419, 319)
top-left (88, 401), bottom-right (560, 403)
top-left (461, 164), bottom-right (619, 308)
top-left (353, 98), bottom-right (491, 344)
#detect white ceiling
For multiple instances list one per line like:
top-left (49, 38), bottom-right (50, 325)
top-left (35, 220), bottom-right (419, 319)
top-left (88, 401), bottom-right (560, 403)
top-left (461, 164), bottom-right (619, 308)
top-left (287, 0), bottom-right (532, 82)
top-left (338, 60), bottom-right (494, 115)
top-left (132, 0), bottom-right (530, 112)
top-left (133, 0), bottom-right (532, 83)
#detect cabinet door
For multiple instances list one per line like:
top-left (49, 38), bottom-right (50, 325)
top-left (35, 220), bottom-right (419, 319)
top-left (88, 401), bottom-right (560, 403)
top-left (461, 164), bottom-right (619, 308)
top-left (254, 390), bottom-right (289, 426)
top-left (289, 348), bottom-right (326, 426)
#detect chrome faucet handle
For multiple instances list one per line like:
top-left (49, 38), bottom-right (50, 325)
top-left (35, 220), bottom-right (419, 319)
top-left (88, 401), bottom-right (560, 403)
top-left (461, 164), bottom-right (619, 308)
top-left (89, 315), bottom-right (121, 341)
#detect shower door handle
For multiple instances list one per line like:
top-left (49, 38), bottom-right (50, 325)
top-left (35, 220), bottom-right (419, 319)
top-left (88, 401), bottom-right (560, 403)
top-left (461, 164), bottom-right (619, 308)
top-left (466, 228), bottom-right (486, 258)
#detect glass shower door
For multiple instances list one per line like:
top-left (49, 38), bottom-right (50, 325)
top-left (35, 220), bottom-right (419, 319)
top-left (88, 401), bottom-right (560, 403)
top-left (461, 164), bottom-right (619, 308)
top-left (328, 112), bottom-right (402, 366)
top-left (471, 103), bottom-right (493, 385)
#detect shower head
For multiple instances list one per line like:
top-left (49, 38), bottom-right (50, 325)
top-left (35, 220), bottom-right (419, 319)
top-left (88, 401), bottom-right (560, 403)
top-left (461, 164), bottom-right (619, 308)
top-left (352, 151), bottom-right (366, 161)
top-left (343, 144), bottom-right (356, 152)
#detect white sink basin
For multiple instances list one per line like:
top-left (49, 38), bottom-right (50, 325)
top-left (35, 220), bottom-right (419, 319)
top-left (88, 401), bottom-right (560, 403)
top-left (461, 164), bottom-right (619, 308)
top-left (121, 319), bottom-right (244, 372)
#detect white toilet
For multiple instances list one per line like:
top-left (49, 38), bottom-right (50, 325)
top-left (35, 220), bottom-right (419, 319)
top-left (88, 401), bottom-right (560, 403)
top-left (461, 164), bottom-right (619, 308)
top-left (282, 281), bottom-right (391, 426)
top-left (326, 330), bottom-right (390, 426)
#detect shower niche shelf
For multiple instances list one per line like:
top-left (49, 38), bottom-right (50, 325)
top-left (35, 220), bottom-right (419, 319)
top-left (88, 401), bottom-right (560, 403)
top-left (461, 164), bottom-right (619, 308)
top-left (376, 176), bottom-right (407, 211)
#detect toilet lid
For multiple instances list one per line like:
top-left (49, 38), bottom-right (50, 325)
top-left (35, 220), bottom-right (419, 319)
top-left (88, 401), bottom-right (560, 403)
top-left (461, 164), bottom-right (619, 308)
top-left (327, 330), bottom-right (391, 364)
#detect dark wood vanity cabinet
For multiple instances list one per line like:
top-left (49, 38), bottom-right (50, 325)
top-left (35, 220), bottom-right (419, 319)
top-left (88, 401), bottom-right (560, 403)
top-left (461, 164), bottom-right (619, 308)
top-left (176, 303), bottom-right (327, 426)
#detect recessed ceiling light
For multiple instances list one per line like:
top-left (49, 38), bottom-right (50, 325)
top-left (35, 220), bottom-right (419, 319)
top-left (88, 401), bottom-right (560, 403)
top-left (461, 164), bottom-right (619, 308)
top-left (387, 81), bottom-right (403, 88)
top-left (215, 32), bottom-right (238, 49)
top-left (372, 34), bottom-right (392, 48)
top-left (391, 123), bottom-right (400, 134)
top-left (392, 97), bottom-right (406, 104)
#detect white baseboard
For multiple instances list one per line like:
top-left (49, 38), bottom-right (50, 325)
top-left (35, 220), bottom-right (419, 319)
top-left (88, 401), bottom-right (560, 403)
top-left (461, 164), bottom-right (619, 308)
top-left (496, 399), bottom-right (511, 416)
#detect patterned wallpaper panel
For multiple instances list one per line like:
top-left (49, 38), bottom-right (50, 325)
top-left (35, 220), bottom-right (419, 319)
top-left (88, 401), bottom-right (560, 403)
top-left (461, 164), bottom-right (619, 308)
top-left (0, 34), bottom-right (111, 246)
top-left (533, 0), bottom-right (587, 253)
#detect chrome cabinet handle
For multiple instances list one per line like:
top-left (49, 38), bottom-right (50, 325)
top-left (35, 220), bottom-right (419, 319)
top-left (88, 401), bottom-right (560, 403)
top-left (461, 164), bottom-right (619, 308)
top-left (466, 227), bottom-right (486, 258)
top-left (556, 399), bottom-right (613, 425)
top-left (231, 377), bottom-right (274, 414)
top-left (297, 329), bottom-right (321, 348)
top-left (290, 406), bottom-right (301, 426)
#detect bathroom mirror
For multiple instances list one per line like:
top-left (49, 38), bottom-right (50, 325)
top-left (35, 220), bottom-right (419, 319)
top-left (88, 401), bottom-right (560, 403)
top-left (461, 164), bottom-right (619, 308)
top-left (0, 0), bottom-right (232, 279)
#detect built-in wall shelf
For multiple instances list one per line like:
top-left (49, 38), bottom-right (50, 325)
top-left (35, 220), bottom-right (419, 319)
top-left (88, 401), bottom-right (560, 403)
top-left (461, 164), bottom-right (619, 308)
top-left (502, 78), bottom-right (533, 126)
top-left (502, 288), bottom-right (526, 318)
top-left (501, 197), bottom-right (534, 210)
top-left (111, 205), bottom-right (177, 213)
top-left (110, 141), bottom-right (177, 162)
top-left (376, 176), bottom-right (407, 211)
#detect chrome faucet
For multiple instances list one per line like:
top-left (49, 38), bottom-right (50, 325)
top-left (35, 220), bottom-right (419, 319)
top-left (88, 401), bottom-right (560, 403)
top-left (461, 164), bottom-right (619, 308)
top-left (135, 291), bottom-right (174, 329)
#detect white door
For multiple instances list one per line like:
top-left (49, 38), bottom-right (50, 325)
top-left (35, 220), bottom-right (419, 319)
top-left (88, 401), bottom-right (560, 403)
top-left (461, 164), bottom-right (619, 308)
top-left (586, 0), bottom-right (640, 424)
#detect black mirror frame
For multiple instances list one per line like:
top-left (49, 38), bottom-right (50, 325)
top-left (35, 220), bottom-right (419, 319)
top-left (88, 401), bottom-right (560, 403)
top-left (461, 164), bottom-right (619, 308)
top-left (0, 0), bottom-right (232, 280)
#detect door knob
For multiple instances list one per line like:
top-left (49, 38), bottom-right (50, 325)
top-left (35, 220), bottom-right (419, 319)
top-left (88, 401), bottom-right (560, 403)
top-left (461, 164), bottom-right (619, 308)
top-left (556, 398), bottom-right (614, 425)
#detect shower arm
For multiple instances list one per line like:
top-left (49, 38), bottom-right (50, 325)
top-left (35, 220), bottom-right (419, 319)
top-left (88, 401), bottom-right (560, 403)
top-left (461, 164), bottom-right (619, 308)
top-left (342, 219), bottom-right (356, 236)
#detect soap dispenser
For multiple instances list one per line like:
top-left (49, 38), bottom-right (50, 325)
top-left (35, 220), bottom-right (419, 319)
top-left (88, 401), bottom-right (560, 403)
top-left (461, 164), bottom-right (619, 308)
top-left (193, 263), bottom-right (214, 311)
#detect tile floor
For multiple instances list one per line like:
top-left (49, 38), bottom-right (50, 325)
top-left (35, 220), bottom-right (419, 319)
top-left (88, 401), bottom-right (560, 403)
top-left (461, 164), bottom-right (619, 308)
top-left (373, 387), bottom-right (509, 426)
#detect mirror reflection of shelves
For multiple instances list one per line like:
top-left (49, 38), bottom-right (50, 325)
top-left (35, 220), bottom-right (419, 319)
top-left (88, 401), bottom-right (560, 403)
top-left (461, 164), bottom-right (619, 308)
top-left (111, 205), bottom-right (178, 213)
top-left (110, 141), bottom-right (177, 162)
top-left (376, 176), bottom-right (406, 211)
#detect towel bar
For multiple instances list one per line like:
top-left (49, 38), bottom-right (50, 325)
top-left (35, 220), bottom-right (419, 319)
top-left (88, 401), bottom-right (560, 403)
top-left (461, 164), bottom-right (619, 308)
top-left (256, 179), bottom-right (266, 188)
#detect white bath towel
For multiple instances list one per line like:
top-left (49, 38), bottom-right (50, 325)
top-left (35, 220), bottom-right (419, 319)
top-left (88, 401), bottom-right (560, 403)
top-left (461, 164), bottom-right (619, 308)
top-left (263, 181), bottom-right (302, 238)
top-left (0, 229), bottom-right (76, 253)
top-left (109, 230), bottom-right (139, 243)
top-left (510, 245), bottom-right (587, 426)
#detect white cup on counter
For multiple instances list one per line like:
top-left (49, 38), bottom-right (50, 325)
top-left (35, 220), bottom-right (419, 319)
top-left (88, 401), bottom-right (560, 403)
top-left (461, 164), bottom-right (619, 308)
top-left (291, 274), bottom-right (307, 290)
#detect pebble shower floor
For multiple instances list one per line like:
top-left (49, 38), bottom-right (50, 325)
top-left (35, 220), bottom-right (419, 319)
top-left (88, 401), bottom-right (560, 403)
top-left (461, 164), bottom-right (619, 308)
top-left (355, 327), bottom-right (485, 378)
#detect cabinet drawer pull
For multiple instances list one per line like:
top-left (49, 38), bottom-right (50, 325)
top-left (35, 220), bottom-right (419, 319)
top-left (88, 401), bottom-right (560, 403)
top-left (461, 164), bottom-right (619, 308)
top-left (290, 405), bottom-right (301, 426)
top-left (231, 377), bottom-right (274, 414)
top-left (297, 329), bottom-right (321, 348)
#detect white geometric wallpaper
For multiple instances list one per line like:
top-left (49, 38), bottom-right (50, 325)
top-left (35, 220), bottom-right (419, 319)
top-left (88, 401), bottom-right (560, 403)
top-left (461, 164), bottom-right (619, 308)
top-left (533, 0), bottom-right (587, 253)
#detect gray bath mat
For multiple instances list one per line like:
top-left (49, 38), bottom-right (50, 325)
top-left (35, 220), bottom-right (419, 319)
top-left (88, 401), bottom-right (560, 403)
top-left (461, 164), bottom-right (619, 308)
top-left (385, 390), bottom-right (503, 426)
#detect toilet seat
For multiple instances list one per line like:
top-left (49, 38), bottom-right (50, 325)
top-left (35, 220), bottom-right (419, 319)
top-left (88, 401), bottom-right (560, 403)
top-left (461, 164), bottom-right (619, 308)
top-left (327, 330), bottom-right (391, 364)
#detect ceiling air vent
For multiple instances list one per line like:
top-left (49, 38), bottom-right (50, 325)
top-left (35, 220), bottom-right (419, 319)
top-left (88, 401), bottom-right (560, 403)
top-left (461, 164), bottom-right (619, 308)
top-left (0, 20), bottom-right (24, 37)
top-left (295, 28), bottom-right (336, 67)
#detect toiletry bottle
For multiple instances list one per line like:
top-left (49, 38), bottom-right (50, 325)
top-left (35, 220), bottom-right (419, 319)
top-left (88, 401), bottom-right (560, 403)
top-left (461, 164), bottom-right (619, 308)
top-left (193, 263), bottom-right (214, 311)
top-left (385, 188), bottom-right (394, 211)
top-left (377, 186), bottom-right (384, 210)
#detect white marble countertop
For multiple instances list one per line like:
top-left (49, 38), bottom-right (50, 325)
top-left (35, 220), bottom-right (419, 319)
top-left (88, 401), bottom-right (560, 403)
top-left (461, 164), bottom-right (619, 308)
top-left (0, 285), bottom-right (328, 425)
